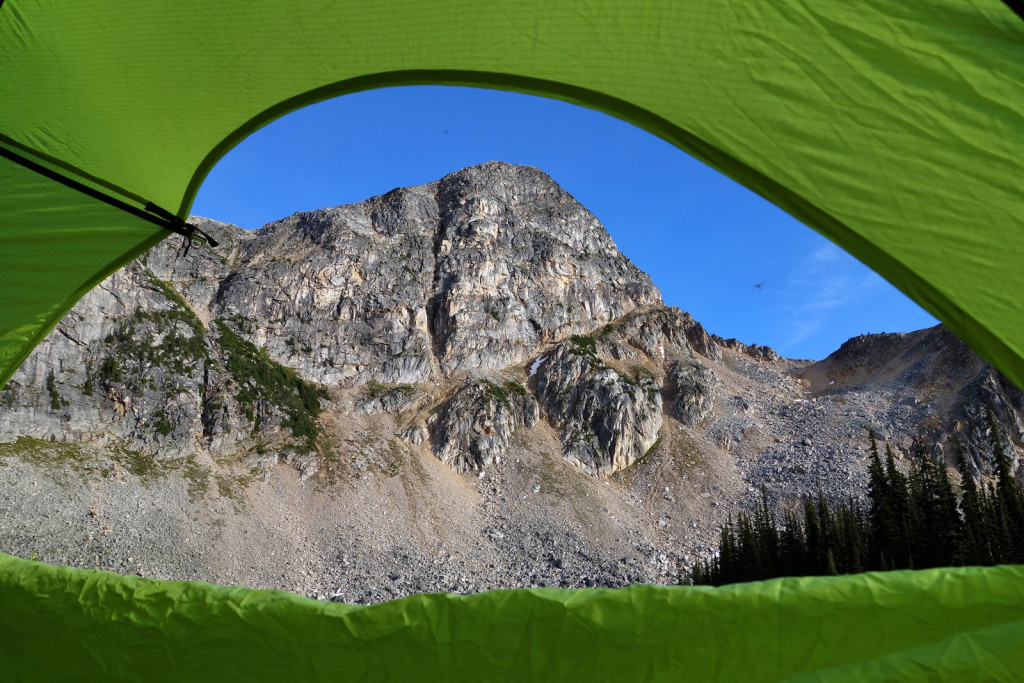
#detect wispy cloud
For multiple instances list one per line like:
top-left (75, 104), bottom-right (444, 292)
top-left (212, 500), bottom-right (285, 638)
top-left (778, 244), bottom-right (884, 350)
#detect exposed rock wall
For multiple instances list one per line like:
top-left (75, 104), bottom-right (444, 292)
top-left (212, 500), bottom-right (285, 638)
top-left (212, 162), bottom-right (659, 385)
top-left (671, 361), bottom-right (717, 426)
top-left (0, 258), bottom-right (221, 459)
top-left (804, 324), bottom-right (1024, 476)
top-left (713, 335), bottom-right (780, 363)
top-left (537, 339), bottom-right (662, 476)
top-left (430, 380), bottom-right (538, 472)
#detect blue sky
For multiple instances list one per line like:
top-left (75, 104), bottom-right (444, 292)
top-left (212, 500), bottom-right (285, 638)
top-left (191, 85), bottom-right (937, 361)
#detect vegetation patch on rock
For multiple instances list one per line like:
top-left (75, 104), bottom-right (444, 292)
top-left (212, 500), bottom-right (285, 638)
top-left (214, 319), bottom-right (327, 450)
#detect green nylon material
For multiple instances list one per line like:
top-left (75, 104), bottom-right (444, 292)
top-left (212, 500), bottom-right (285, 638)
top-left (3, 1), bottom-right (1024, 678)
top-left (0, 156), bottom-right (167, 389)
top-left (1, 1), bottom-right (1023, 390)
top-left (1, 553), bottom-right (1022, 681)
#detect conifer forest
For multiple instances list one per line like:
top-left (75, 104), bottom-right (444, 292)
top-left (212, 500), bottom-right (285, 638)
top-left (690, 410), bottom-right (1024, 585)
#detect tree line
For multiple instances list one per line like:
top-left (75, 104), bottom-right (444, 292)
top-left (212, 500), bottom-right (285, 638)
top-left (690, 409), bottom-right (1024, 586)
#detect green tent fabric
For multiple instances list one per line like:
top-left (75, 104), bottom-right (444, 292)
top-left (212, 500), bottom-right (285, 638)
top-left (2, 552), bottom-right (1023, 681)
top-left (2, 1), bottom-right (1024, 392)
top-left (3, 0), bottom-right (1024, 678)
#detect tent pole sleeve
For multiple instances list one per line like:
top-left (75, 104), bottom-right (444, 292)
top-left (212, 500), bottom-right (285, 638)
top-left (0, 143), bottom-right (214, 246)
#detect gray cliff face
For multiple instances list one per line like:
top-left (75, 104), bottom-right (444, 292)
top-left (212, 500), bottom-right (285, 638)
top-left (2, 161), bottom-right (1021, 488)
top-left (0, 217), bottom-right (326, 469)
top-left (2, 152), bottom-right (1021, 487)
top-left (526, 306), bottom-right (727, 475)
top-left (536, 337), bottom-right (663, 476)
top-left (802, 325), bottom-right (1024, 477)
top-left (0, 253), bottom-right (215, 458)
top-left (429, 165), bottom-right (658, 373)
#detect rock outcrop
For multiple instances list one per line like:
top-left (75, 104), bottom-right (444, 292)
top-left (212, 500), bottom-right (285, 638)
top-left (713, 336), bottom-right (780, 363)
top-left (803, 324), bottom-right (1024, 475)
top-left (212, 162), bottom-right (659, 387)
top-left (670, 361), bottom-right (717, 426)
top-left (537, 337), bottom-right (662, 475)
top-left (431, 379), bottom-right (538, 471)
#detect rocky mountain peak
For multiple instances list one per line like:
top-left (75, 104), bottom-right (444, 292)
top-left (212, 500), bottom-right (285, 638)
top-left (211, 161), bottom-right (660, 387)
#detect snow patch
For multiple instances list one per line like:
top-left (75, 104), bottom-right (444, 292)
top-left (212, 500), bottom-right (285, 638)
top-left (530, 356), bottom-right (548, 377)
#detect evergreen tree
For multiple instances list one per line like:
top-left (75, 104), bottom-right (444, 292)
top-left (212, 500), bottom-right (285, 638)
top-left (754, 487), bottom-right (780, 578)
top-left (988, 483), bottom-right (1016, 564)
top-left (866, 432), bottom-right (891, 569)
top-left (804, 497), bottom-right (822, 575)
top-left (825, 548), bottom-right (838, 576)
top-left (956, 439), bottom-right (992, 564)
top-left (933, 452), bottom-right (965, 566)
top-left (815, 490), bottom-right (832, 572)
top-left (690, 425), bottom-right (1024, 586)
top-left (907, 442), bottom-right (929, 566)
top-left (988, 409), bottom-right (1024, 561)
top-left (719, 515), bottom-right (736, 585)
top-left (778, 509), bottom-right (807, 575)
top-left (910, 438), bottom-right (946, 567)
top-left (981, 484), bottom-right (1010, 564)
top-left (838, 496), bottom-right (866, 574)
top-left (691, 559), bottom-right (705, 586)
top-left (736, 512), bottom-right (759, 582)
top-left (884, 443), bottom-right (915, 568)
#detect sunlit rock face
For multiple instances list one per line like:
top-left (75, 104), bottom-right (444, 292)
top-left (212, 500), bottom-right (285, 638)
top-left (430, 379), bottom-right (539, 472)
top-left (671, 361), bottom-right (717, 427)
top-left (214, 161), bottom-right (660, 386)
